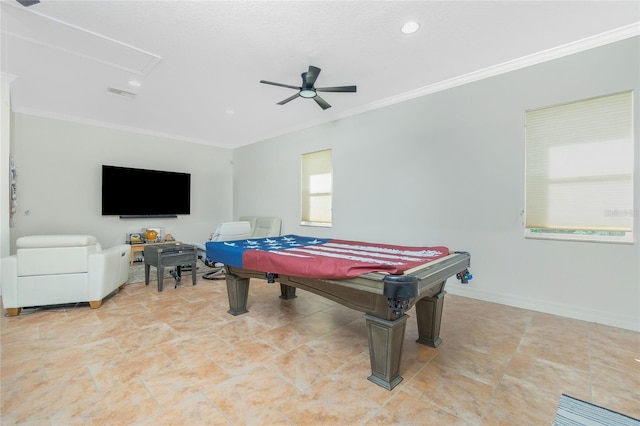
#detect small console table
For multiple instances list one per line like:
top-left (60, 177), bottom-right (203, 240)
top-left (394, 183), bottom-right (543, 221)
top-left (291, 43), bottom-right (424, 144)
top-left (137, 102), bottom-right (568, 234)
top-left (143, 243), bottom-right (197, 292)
top-left (129, 241), bottom-right (181, 265)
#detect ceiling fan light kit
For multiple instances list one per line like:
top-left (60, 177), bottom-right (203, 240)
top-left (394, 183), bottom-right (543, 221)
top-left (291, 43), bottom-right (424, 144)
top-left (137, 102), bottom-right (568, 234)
top-left (260, 65), bottom-right (356, 110)
top-left (299, 89), bottom-right (316, 98)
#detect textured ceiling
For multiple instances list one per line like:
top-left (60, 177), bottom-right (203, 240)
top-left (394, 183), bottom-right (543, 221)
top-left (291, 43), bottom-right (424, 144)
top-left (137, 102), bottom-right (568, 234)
top-left (1, 1), bottom-right (639, 149)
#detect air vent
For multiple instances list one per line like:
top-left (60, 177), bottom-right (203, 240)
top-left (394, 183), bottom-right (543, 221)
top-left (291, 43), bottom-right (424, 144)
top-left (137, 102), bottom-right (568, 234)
top-left (107, 87), bottom-right (136, 98)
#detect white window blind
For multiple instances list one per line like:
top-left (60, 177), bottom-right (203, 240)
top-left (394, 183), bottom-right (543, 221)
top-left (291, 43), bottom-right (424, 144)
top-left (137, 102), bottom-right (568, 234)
top-left (301, 149), bottom-right (332, 227)
top-left (525, 91), bottom-right (634, 243)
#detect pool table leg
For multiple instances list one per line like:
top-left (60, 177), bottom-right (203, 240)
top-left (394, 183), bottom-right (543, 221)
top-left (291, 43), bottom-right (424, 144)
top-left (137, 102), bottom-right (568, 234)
top-left (415, 288), bottom-right (447, 348)
top-left (279, 284), bottom-right (297, 300)
top-left (364, 313), bottom-right (409, 390)
top-left (225, 274), bottom-right (250, 316)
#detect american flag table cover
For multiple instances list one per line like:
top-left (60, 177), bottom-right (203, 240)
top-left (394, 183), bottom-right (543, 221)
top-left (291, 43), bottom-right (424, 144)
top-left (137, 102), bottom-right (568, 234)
top-left (205, 235), bottom-right (449, 279)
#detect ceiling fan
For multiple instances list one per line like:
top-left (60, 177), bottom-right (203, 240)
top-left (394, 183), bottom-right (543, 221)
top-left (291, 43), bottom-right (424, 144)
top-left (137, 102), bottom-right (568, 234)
top-left (260, 65), bottom-right (356, 110)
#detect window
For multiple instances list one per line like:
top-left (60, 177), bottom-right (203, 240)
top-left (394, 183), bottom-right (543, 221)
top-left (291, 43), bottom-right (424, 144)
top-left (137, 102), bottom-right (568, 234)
top-left (301, 149), bottom-right (332, 227)
top-left (525, 91), bottom-right (634, 243)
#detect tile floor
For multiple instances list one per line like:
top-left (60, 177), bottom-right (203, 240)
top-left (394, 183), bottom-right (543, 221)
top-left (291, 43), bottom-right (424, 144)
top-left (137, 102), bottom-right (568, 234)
top-left (1, 273), bottom-right (639, 425)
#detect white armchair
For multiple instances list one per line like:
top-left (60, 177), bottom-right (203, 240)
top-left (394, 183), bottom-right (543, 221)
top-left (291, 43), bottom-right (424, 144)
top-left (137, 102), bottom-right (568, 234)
top-left (1, 235), bottom-right (131, 316)
top-left (196, 221), bottom-right (251, 280)
top-left (194, 217), bottom-right (282, 280)
top-left (209, 221), bottom-right (252, 242)
top-left (238, 216), bottom-right (282, 238)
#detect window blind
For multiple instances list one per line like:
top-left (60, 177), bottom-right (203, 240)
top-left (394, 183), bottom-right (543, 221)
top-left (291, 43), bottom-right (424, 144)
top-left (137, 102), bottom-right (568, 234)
top-left (301, 149), bottom-right (332, 226)
top-left (525, 91), bottom-right (634, 243)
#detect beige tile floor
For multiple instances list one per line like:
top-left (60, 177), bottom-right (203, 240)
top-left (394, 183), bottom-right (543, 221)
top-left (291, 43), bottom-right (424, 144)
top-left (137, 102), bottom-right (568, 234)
top-left (1, 273), bottom-right (639, 425)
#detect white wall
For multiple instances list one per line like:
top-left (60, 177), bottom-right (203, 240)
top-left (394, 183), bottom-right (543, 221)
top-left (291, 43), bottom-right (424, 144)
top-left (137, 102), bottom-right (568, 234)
top-left (9, 114), bottom-right (234, 251)
top-left (233, 37), bottom-right (640, 331)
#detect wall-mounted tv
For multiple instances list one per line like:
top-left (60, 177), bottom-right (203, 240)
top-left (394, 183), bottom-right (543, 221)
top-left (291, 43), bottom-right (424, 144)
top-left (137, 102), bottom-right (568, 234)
top-left (102, 165), bottom-right (191, 218)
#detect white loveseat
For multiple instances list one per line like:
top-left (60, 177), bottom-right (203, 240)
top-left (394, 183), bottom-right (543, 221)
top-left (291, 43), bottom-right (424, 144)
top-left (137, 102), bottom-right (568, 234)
top-left (1, 235), bottom-right (131, 316)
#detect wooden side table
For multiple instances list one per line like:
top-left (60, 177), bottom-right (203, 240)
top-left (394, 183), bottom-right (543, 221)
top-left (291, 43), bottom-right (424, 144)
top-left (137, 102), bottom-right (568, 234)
top-left (143, 243), bottom-right (197, 292)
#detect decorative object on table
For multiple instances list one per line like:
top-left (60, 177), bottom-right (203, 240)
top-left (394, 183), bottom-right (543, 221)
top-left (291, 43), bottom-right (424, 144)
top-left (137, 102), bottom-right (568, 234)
top-left (165, 233), bottom-right (175, 241)
top-left (129, 233), bottom-right (142, 244)
top-left (145, 229), bottom-right (159, 242)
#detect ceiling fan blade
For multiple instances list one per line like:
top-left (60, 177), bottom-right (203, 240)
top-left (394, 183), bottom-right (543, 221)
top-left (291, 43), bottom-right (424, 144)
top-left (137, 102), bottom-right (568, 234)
top-left (277, 93), bottom-right (301, 105)
top-left (303, 66), bottom-right (321, 88)
top-left (314, 95), bottom-right (331, 110)
top-left (316, 85), bottom-right (357, 93)
top-left (260, 80), bottom-right (301, 90)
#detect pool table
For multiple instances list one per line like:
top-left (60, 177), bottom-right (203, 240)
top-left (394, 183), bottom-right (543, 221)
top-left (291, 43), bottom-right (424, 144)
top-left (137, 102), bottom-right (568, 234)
top-left (222, 251), bottom-right (471, 390)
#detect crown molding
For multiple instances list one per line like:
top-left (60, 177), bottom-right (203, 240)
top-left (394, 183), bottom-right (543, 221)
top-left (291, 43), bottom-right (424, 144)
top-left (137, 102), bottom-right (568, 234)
top-left (10, 106), bottom-right (226, 149)
top-left (343, 23), bottom-right (640, 119)
top-left (8, 24), bottom-right (639, 149)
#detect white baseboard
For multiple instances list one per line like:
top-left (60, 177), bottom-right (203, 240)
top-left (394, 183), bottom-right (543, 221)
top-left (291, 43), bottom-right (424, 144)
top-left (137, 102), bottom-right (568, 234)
top-left (446, 282), bottom-right (640, 332)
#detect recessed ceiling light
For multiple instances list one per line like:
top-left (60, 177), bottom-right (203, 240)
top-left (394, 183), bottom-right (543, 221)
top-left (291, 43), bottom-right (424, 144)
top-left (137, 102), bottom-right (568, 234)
top-left (401, 21), bottom-right (420, 34)
top-left (225, 109), bottom-right (235, 115)
top-left (128, 80), bottom-right (142, 87)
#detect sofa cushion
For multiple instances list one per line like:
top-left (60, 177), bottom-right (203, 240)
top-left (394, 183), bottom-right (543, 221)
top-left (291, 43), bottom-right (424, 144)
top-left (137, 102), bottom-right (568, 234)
top-left (17, 235), bottom-right (97, 249)
top-left (16, 235), bottom-right (98, 276)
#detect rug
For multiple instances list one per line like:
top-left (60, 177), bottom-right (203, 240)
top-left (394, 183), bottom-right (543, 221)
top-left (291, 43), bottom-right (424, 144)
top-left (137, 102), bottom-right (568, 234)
top-left (554, 394), bottom-right (640, 426)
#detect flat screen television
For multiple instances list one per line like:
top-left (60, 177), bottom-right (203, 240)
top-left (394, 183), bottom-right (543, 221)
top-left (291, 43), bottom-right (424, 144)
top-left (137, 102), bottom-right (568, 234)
top-left (102, 165), bottom-right (191, 218)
